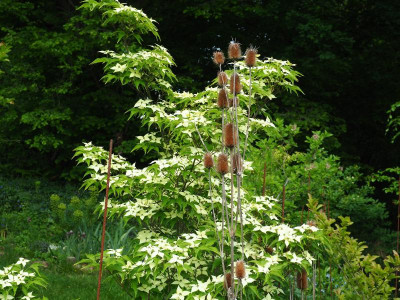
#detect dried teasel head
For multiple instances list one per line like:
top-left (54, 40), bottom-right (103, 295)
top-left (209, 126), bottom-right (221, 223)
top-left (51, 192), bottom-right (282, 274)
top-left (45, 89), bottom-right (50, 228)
top-left (204, 152), bottom-right (214, 169)
top-left (217, 89), bottom-right (229, 109)
top-left (235, 260), bottom-right (246, 279)
top-left (230, 73), bottom-right (241, 94)
top-left (232, 152), bottom-right (242, 174)
top-left (297, 270), bottom-right (308, 290)
top-left (306, 220), bottom-right (317, 227)
top-left (217, 71), bottom-right (228, 87)
top-left (229, 97), bottom-right (239, 108)
top-left (245, 47), bottom-right (257, 67)
top-left (228, 41), bottom-right (241, 59)
top-left (265, 246), bottom-right (274, 254)
top-left (224, 123), bottom-right (238, 148)
top-left (213, 51), bottom-right (225, 65)
top-left (224, 273), bottom-right (232, 290)
top-left (217, 153), bottom-right (229, 175)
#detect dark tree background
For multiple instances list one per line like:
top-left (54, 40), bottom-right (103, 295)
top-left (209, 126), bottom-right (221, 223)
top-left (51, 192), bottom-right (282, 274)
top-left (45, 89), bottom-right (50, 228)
top-left (0, 0), bottom-right (399, 220)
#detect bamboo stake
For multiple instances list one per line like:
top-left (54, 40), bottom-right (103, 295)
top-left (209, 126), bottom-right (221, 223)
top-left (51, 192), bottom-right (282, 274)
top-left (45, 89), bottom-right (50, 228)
top-left (97, 139), bottom-right (113, 300)
top-left (396, 176), bottom-right (400, 297)
top-left (282, 182), bottom-right (286, 223)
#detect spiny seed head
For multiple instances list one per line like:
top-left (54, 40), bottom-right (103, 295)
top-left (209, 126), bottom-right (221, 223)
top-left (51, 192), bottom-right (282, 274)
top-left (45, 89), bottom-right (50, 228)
top-left (232, 152), bottom-right (242, 174)
top-left (265, 246), bottom-right (274, 254)
top-left (228, 42), bottom-right (241, 59)
top-left (297, 270), bottom-right (308, 290)
top-left (213, 51), bottom-right (225, 65)
top-left (306, 220), bottom-right (317, 227)
top-left (217, 153), bottom-right (229, 175)
top-left (204, 152), bottom-right (214, 169)
top-left (245, 47), bottom-right (257, 67)
top-left (229, 97), bottom-right (239, 108)
top-left (235, 260), bottom-right (246, 279)
top-left (217, 89), bottom-right (229, 109)
top-left (230, 73), bottom-right (241, 94)
top-left (224, 123), bottom-right (238, 148)
top-left (224, 273), bottom-right (232, 290)
top-left (217, 71), bottom-right (228, 87)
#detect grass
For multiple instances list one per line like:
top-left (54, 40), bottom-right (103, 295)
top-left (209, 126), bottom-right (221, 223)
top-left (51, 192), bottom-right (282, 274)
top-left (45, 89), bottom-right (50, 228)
top-left (37, 270), bottom-right (131, 300)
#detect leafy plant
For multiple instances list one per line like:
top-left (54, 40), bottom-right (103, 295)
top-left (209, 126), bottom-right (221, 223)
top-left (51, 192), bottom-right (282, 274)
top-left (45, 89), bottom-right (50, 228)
top-left (0, 258), bottom-right (47, 300)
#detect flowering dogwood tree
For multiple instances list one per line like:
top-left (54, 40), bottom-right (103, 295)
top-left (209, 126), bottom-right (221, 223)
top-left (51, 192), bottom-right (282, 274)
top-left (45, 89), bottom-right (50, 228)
top-left (75, 1), bottom-right (400, 299)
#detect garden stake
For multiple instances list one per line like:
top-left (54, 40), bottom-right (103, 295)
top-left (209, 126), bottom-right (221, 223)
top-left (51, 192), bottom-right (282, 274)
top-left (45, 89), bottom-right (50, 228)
top-left (312, 260), bottom-right (316, 300)
top-left (281, 182), bottom-right (286, 223)
top-left (396, 176), bottom-right (400, 297)
top-left (96, 139), bottom-right (113, 300)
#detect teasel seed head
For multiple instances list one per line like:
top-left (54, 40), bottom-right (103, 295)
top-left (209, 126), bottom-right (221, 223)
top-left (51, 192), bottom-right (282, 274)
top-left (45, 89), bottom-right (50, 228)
top-left (297, 270), bottom-right (308, 290)
top-left (217, 71), bottom-right (228, 87)
top-left (224, 273), bottom-right (232, 290)
top-left (217, 153), bottom-right (229, 175)
top-left (235, 260), bottom-right (246, 279)
top-left (204, 152), bottom-right (214, 169)
top-left (230, 73), bottom-right (241, 94)
top-left (224, 123), bottom-right (238, 148)
top-left (265, 246), bottom-right (274, 254)
top-left (228, 41), bottom-right (241, 59)
top-left (306, 220), bottom-right (317, 227)
top-left (245, 47), bottom-right (257, 67)
top-left (213, 51), bottom-right (225, 65)
top-left (229, 97), bottom-right (239, 108)
top-left (217, 89), bottom-right (229, 109)
top-left (232, 152), bottom-right (243, 174)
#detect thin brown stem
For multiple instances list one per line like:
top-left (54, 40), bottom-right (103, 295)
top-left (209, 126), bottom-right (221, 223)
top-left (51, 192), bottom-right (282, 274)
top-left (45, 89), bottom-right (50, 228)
top-left (282, 182), bottom-right (286, 223)
top-left (262, 161), bottom-right (267, 196)
top-left (97, 139), bottom-right (113, 300)
top-left (243, 66), bottom-right (252, 162)
top-left (396, 176), bottom-right (400, 297)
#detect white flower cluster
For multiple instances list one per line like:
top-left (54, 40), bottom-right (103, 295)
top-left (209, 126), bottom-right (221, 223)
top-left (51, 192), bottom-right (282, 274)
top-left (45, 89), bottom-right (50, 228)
top-left (0, 258), bottom-right (37, 300)
top-left (115, 198), bottom-right (161, 220)
top-left (137, 133), bottom-right (162, 144)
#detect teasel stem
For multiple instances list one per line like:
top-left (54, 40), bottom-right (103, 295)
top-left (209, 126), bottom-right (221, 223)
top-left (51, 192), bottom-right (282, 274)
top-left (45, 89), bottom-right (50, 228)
top-left (195, 122), bottom-right (227, 275)
top-left (242, 66), bottom-right (252, 162)
top-left (229, 148), bottom-right (236, 297)
top-left (97, 139), bottom-right (113, 300)
top-left (231, 60), bottom-right (245, 261)
top-left (221, 173), bottom-right (227, 276)
top-left (209, 169), bottom-right (226, 276)
top-left (194, 122), bottom-right (208, 152)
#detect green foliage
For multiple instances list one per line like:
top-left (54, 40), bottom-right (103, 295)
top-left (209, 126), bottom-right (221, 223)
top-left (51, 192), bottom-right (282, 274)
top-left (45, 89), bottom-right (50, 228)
top-left (0, 176), bottom-right (96, 259)
top-left (75, 17), bottom-right (327, 297)
top-left (0, 258), bottom-right (47, 300)
top-left (50, 220), bottom-right (137, 262)
top-left (249, 123), bottom-right (389, 248)
top-left (48, 188), bottom-right (99, 231)
top-left (0, 0), bottom-right (174, 178)
top-left (387, 101), bottom-right (400, 143)
top-left (309, 197), bottom-right (400, 299)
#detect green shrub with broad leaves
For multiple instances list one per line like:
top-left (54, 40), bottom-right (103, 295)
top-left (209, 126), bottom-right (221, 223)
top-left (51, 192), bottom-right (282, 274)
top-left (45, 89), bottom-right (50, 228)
top-left (73, 0), bottom-right (400, 299)
top-left (0, 258), bottom-right (47, 300)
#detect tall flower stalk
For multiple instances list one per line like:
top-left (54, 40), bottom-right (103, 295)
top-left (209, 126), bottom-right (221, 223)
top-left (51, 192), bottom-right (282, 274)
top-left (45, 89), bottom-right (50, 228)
top-left (200, 41), bottom-right (256, 299)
